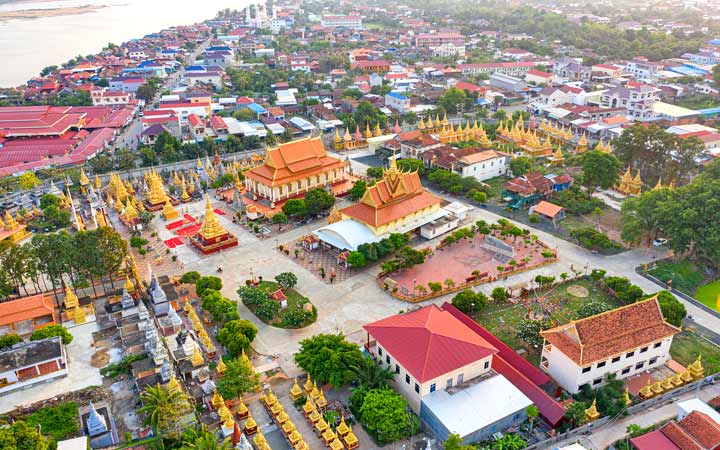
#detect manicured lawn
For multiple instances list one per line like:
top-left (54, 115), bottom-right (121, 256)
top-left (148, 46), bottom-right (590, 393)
top-left (670, 332), bottom-right (720, 375)
top-left (696, 280), bottom-right (720, 311)
top-left (647, 260), bottom-right (704, 295)
top-left (475, 278), bottom-right (621, 363)
top-left (256, 281), bottom-right (317, 328)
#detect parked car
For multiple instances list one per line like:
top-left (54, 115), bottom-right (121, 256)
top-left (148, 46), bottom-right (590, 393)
top-left (652, 238), bottom-right (668, 247)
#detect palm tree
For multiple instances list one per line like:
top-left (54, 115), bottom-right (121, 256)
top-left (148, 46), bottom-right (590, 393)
top-left (138, 384), bottom-right (190, 437)
top-left (180, 425), bottom-right (232, 450)
top-left (348, 357), bottom-right (395, 389)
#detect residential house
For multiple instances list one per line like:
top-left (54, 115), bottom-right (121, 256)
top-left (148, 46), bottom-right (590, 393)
top-left (624, 57), bottom-right (662, 82)
top-left (540, 297), bottom-right (680, 394)
top-left (631, 407), bottom-right (720, 450)
top-left (385, 92), bottom-right (411, 113)
top-left (553, 57), bottom-right (591, 83)
top-left (525, 69), bottom-right (553, 86)
top-left (90, 89), bottom-right (133, 106)
top-left (600, 85), bottom-right (660, 121)
top-left (415, 32), bottom-right (465, 48)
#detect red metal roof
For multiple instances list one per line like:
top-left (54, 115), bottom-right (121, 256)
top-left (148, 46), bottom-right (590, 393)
top-left (363, 305), bottom-right (497, 383)
top-left (631, 429), bottom-right (682, 450)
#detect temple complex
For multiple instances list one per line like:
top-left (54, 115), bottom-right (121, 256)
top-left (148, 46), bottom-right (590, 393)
top-left (243, 136), bottom-right (347, 204)
top-left (617, 167), bottom-right (643, 196)
top-left (190, 194), bottom-right (238, 254)
top-left (315, 158), bottom-right (445, 250)
top-left (333, 126), bottom-right (370, 151)
top-left (497, 121), bottom-right (554, 158)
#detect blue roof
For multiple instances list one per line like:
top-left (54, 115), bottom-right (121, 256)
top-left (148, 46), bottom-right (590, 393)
top-left (185, 65), bottom-right (205, 71)
top-left (697, 107), bottom-right (720, 117)
top-left (476, 98), bottom-right (490, 105)
top-left (387, 92), bottom-right (408, 100)
top-left (708, 39), bottom-right (720, 45)
top-left (207, 45), bottom-right (231, 52)
top-left (667, 65), bottom-right (709, 76)
top-left (243, 103), bottom-right (268, 114)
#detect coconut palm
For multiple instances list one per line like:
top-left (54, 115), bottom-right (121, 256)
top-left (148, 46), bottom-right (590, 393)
top-left (348, 356), bottom-right (395, 389)
top-left (139, 384), bottom-right (192, 438)
top-left (180, 425), bottom-right (232, 450)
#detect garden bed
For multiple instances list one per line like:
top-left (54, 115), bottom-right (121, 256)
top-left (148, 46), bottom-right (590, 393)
top-left (242, 281), bottom-right (317, 329)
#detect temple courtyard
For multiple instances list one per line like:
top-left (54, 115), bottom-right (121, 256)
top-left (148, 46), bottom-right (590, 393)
top-left (148, 194), bottom-right (694, 375)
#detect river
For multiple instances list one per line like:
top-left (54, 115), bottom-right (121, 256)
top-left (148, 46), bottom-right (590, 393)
top-left (0, 0), bottom-right (249, 87)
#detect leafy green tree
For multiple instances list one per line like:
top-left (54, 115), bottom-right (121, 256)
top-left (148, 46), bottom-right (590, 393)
top-left (18, 172), bottom-right (41, 190)
top-left (509, 156), bottom-right (535, 176)
top-left (237, 285), bottom-right (269, 307)
top-left (654, 290), bottom-right (687, 327)
top-left (304, 188), bottom-right (335, 215)
top-left (180, 425), bottom-right (233, 450)
top-left (581, 150), bottom-right (622, 193)
top-left (346, 251), bottom-right (367, 268)
top-left (451, 289), bottom-right (488, 315)
top-left (180, 271), bottom-right (201, 284)
top-left (255, 298), bottom-right (280, 321)
top-left (294, 334), bottom-right (364, 387)
top-left (275, 272), bottom-right (298, 290)
top-left (397, 158), bottom-right (426, 175)
top-left (491, 287), bottom-right (507, 303)
top-left (439, 87), bottom-right (467, 114)
top-left (359, 388), bottom-right (419, 445)
top-left (349, 357), bottom-right (394, 389)
top-left (136, 83), bottom-right (157, 103)
top-left (272, 212), bottom-right (288, 225)
top-left (349, 180), bottom-right (368, 201)
top-left (216, 357), bottom-right (259, 400)
top-left (0, 334), bottom-right (21, 349)
top-left (444, 434), bottom-right (475, 450)
top-left (516, 318), bottom-right (551, 348)
top-left (196, 276), bottom-right (222, 296)
top-left (30, 324), bottom-right (73, 344)
top-left (200, 290), bottom-right (239, 323)
top-left (138, 384), bottom-right (193, 439)
top-left (526, 405), bottom-right (539, 432)
top-left (713, 64), bottom-right (720, 87)
top-left (564, 401), bottom-right (587, 427)
top-left (620, 188), bottom-right (673, 245)
top-left (217, 319), bottom-right (258, 357)
top-left (282, 198), bottom-right (307, 218)
top-left (576, 301), bottom-right (612, 319)
top-left (0, 420), bottom-right (52, 450)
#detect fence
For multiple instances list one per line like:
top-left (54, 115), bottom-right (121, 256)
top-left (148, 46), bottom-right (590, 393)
top-left (526, 374), bottom-right (720, 450)
top-left (635, 263), bottom-right (720, 321)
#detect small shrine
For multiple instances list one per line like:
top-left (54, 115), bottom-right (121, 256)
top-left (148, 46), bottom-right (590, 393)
top-left (575, 133), bottom-right (588, 153)
top-left (334, 126), bottom-right (369, 151)
top-left (162, 200), bottom-right (179, 221)
top-left (616, 168), bottom-right (643, 196)
top-left (190, 194), bottom-right (238, 254)
top-left (0, 210), bottom-right (31, 243)
top-left (547, 147), bottom-right (565, 165)
top-left (119, 199), bottom-right (140, 228)
top-left (584, 398), bottom-right (600, 422)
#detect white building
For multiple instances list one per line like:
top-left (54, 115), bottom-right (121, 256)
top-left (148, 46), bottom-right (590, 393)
top-left (600, 85), bottom-right (660, 121)
top-left (623, 58), bottom-right (662, 82)
top-left (90, 89), bottom-right (133, 106)
top-left (320, 13), bottom-right (362, 29)
top-left (364, 305), bottom-right (533, 444)
top-left (430, 43), bottom-right (466, 58)
top-left (0, 337), bottom-right (67, 395)
top-left (183, 71), bottom-right (223, 89)
top-left (540, 297), bottom-right (680, 394)
top-left (384, 92), bottom-right (411, 113)
top-left (455, 150), bottom-right (510, 181)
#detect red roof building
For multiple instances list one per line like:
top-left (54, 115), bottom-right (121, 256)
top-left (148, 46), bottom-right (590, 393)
top-left (0, 294), bottom-right (57, 337)
top-left (631, 411), bottom-right (720, 450)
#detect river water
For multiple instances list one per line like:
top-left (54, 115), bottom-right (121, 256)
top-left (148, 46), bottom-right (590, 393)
top-left (0, 0), bottom-right (249, 87)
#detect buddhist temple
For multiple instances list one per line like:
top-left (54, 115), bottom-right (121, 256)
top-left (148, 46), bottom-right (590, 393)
top-left (190, 194), bottom-right (238, 254)
top-left (334, 125), bottom-right (371, 151)
top-left (161, 200), bottom-right (179, 221)
top-left (144, 170), bottom-right (177, 211)
top-left (314, 157), bottom-right (445, 250)
top-left (244, 136), bottom-right (347, 206)
top-left (617, 168), bottom-right (643, 196)
top-left (575, 133), bottom-right (588, 153)
top-left (0, 210), bottom-right (31, 243)
top-left (119, 199), bottom-right (140, 228)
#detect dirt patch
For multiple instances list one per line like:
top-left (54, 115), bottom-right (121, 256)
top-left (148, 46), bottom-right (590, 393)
top-left (567, 284), bottom-right (589, 298)
top-left (91, 350), bottom-right (110, 368)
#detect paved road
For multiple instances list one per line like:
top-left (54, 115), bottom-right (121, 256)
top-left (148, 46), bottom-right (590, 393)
top-left (554, 382), bottom-right (720, 450)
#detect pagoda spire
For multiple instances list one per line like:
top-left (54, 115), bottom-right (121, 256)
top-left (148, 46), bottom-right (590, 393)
top-left (198, 194), bottom-right (228, 240)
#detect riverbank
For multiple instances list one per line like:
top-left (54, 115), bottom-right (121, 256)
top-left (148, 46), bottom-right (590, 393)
top-left (0, 4), bottom-right (107, 21)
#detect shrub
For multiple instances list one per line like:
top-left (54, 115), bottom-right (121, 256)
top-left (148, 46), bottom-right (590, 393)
top-left (130, 236), bottom-right (148, 248)
top-left (0, 334), bottom-right (22, 349)
top-left (529, 213), bottom-right (540, 223)
top-left (570, 227), bottom-right (621, 250)
top-left (281, 308), bottom-right (313, 328)
top-left (27, 402), bottom-right (79, 441)
top-left (428, 282), bottom-right (442, 293)
top-left (180, 271), bottom-right (201, 284)
top-left (541, 249), bottom-right (555, 258)
top-left (30, 324), bottom-right (73, 344)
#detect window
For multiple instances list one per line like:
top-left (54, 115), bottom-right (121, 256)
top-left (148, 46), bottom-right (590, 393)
top-left (385, 355), bottom-right (390, 364)
top-left (405, 374), bottom-right (410, 384)
top-left (621, 367), bottom-right (631, 375)
top-left (582, 366), bottom-right (591, 373)
top-left (640, 346), bottom-right (648, 353)
top-left (457, 373), bottom-right (464, 384)
top-left (612, 356), bottom-right (621, 364)
top-left (654, 342), bottom-right (662, 348)
top-left (446, 378), bottom-right (453, 389)
top-left (626, 351), bottom-right (635, 358)
top-left (597, 361), bottom-right (606, 368)
top-left (484, 361), bottom-right (490, 370)
top-left (649, 357), bottom-right (657, 365)
top-left (635, 362), bottom-right (644, 370)
top-left (593, 378), bottom-right (602, 386)
top-left (395, 364), bottom-right (400, 374)
top-left (430, 383), bottom-right (436, 393)
top-left (414, 383), bottom-right (420, 393)
top-left (378, 348), bottom-right (383, 356)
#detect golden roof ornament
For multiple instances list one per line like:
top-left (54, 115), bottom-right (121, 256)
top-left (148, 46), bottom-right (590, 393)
top-left (688, 355), bottom-right (704, 379)
top-left (585, 398), bottom-right (600, 422)
top-left (64, 285), bottom-right (79, 309)
top-left (168, 374), bottom-right (181, 393)
top-left (79, 168), bottom-right (90, 186)
top-left (217, 358), bottom-right (227, 375)
top-left (639, 380), bottom-right (653, 398)
top-left (191, 346), bottom-right (205, 367)
top-left (198, 194), bottom-right (228, 240)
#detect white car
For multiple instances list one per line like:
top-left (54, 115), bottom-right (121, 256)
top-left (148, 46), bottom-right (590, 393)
top-left (652, 238), bottom-right (668, 247)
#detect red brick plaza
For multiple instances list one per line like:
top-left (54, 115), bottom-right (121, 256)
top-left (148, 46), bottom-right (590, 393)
top-left (388, 233), bottom-right (554, 298)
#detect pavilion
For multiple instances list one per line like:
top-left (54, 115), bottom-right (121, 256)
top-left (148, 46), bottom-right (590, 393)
top-left (314, 158), bottom-right (445, 251)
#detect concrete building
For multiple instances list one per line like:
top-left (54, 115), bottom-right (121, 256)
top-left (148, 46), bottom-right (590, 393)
top-left (415, 32), bottom-right (465, 48)
top-left (540, 297), bottom-right (680, 394)
top-left (364, 305), bottom-right (536, 444)
top-left (320, 13), bottom-right (362, 29)
top-left (0, 337), bottom-right (67, 395)
top-left (624, 58), bottom-right (662, 82)
top-left (600, 85), bottom-right (660, 121)
top-left (385, 92), bottom-right (411, 113)
top-left (489, 73), bottom-right (528, 92)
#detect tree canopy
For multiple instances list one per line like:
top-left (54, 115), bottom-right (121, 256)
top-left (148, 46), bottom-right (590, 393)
top-left (216, 319), bottom-right (258, 357)
top-left (216, 357), bottom-right (259, 399)
top-left (581, 150), bottom-right (622, 192)
top-left (358, 388), bottom-right (419, 445)
top-left (294, 334), bottom-right (364, 387)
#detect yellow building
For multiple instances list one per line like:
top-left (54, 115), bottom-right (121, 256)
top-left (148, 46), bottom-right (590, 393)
top-left (0, 210), bottom-right (31, 243)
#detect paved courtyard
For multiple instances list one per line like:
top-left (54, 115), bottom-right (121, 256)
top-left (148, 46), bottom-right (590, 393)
top-left (389, 233), bottom-right (550, 297)
top-left (149, 193), bottom-right (720, 376)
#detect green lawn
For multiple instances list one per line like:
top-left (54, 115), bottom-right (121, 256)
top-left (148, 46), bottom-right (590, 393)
top-left (475, 278), bottom-right (621, 364)
top-left (647, 260), bottom-right (704, 295)
top-left (483, 176), bottom-right (507, 200)
top-left (696, 280), bottom-right (720, 311)
top-left (256, 281), bottom-right (317, 328)
top-left (670, 332), bottom-right (720, 375)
